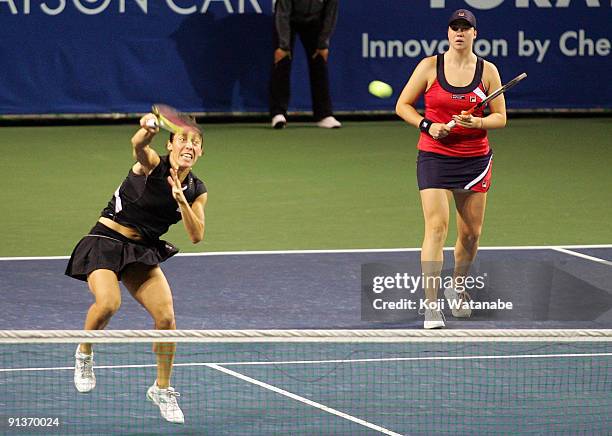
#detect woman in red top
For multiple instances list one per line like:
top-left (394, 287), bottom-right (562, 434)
top-left (395, 9), bottom-right (507, 329)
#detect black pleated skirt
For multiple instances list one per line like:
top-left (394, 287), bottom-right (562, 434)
top-left (65, 222), bottom-right (178, 282)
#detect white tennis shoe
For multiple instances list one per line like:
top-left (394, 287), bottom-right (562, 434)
top-left (74, 347), bottom-right (96, 393)
top-left (147, 382), bottom-right (185, 424)
top-left (423, 308), bottom-right (445, 329)
top-left (444, 287), bottom-right (472, 318)
top-left (316, 116), bottom-right (342, 129)
top-left (271, 114), bottom-right (287, 129)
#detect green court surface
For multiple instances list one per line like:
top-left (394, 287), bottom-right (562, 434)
top-left (1, 118), bottom-right (610, 257)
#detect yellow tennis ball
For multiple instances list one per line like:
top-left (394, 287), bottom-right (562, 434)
top-left (368, 80), bottom-right (393, 99)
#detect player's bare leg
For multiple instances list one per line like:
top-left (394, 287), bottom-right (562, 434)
top-left (80, 270), bottom-right (122, 353)
top-left (420, 189), bottom-right (452, 328)
top-left (122, 264), bottom-right (183, 424)
top-left (446, 190), bottom-right (487, 317)
top-left (75, 269), bottom-right (121, 392)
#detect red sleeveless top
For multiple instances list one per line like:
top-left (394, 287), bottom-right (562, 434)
top-left (418, 54), bottom-right (489, 157)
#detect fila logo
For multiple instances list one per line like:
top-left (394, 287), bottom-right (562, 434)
top-left (482, 180), bottom-right (488, 188)
top-left (452, 95), bottom-right (465, 100)
top-left (458, 11), bottom-right (465, 17)
top-left (470, 96), bottom-right (477, 103)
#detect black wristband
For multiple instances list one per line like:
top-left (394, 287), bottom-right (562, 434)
top-left (419, 118), bottom-right (433, 134)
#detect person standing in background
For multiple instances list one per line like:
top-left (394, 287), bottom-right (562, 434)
top-left (270, 0), bottom-right (341, 129)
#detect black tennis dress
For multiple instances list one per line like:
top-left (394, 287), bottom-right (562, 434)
top-left (65, 155), bottom-right (206, 281)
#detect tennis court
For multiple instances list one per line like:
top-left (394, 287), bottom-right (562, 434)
top-left (1, 118), bottom-right (612, 434)
top-left (1, 330), bottom-right (611, 435)
top-left (1, 0), bottom-right (610, 431)
top-left (2, 119), bottom-right (611, 257)
top-left (2, 246), bottom-right (612, 329)
top-left (1, 244), bottom-right (612, 434)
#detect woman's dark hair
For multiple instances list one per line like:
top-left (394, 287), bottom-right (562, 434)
top-left (168, 115), bottom-right (202, 143)
top-left (169, 131), bottom-right (203, 143)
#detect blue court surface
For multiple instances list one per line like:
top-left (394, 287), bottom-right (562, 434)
top-left (1, 246), bottom-right (611, 329)
top-left (1, 246), bottom-right (611, 435)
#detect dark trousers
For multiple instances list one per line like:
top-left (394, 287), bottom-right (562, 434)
top-left (269, 21), bottom-right (333, 120)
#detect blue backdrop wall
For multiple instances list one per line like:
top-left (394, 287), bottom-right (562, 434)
top-left (0, 0), bottom-right (610, 115)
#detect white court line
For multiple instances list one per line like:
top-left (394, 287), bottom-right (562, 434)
top-left (2, 351), bottom-right (611, 373)
top-left (551, 247), bottom-right (612, 266)
top-left (194, 352), bottom-right (612, 366)
top-left (1, 244), bottom-right (612, 261)
top-left (205, 363), bottom-right (403, 436)
top-left (0, 255), bottom-right (70, 261)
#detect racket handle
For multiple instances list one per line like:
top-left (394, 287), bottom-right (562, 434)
top-left (446, 120), bottom-right (456, 128)
top-left (145, 118), bottom-right (158, 129)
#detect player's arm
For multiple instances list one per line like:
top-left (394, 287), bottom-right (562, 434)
top-left (396, 57), bottom-right (450, 139)
top-left (481, 62), bottom-right (507, 129)
top-left (131, 114), bottom-right (161, 176)
top-left (168, 168), bottom-right (206, 244)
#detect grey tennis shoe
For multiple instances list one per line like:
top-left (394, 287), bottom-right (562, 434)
top-left (444, 287), bottom-right (472, 318)
top-left (424, 307), bottom-right (445, 329)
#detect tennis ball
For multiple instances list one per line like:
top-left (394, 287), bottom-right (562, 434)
top-left (368, 80), bottom-right (393, 99)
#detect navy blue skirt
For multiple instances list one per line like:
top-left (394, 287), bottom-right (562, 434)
top-left (65, 222), bottom-right (178, 282)
top-left (417, 149), bottom-right (493, 192)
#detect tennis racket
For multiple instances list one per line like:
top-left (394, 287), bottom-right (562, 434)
top-left (145, 104), bottom-right (201, 136)
top-left (447, 72), bottom-right (527, 128)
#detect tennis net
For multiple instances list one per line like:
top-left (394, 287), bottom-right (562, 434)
top-left (0, 329), bottom-right (611, 435)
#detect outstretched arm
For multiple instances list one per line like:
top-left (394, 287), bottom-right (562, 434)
top-left (131, 113), bottom-right (161, 176)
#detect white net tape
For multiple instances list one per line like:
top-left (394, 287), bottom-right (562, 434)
top-left (0, 329), bottom-right (611, 343)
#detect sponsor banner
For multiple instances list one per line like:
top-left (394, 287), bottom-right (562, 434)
top-left (0, 1), bottom-right (609, 114)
